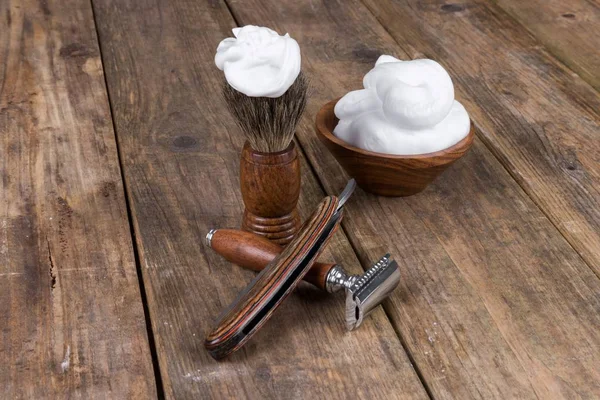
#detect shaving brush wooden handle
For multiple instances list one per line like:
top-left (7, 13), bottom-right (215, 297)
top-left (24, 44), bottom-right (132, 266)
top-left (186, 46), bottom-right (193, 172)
top-left (240, 142), bottom-right (301, 245)
top-left (208, 229), bottom-right (334, 290)
top-left (223, 72), bottom-right (308, 245)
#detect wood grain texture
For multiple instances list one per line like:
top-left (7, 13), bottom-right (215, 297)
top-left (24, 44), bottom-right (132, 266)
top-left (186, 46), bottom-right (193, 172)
top-left (209, 229), bottom-right (334, 290)
top-left (223, 0), bottom-right (600, 398)
top-left (240, 142), bottom-right (301, 245)
top-left (360, 0), bottom-right (600, 274)
top-left (206, 196), bottom-right (340, 359)
top-left (91, 0), bottom-right (428, 397)
top-left (490, 0), bottom-right (600, 91)
top-left (315, 99), bottom-right (475, 196)
top-left (0, 0), bottom-right (156, 397)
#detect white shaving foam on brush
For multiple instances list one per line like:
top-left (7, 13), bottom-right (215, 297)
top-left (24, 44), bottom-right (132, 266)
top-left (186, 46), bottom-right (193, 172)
top-left (215, 25), bottom-right (301, 98)
top-left (334, 55), bottom-right (470, 155)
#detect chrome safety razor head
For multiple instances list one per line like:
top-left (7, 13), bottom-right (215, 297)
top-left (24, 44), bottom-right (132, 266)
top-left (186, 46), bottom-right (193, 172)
top-left (346, 255), bottom-right (400, 330)
top-left (323, 254), bottom-right (400, 330)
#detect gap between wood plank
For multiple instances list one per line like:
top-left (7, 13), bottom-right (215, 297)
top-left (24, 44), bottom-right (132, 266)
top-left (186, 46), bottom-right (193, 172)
top-left (458, 0), bottom-right (600, 278)
top-left (88, 0), bottom-right (165, 397)
top-left (356, 0), bottom-right (600, 284)
top-left (296, 126), bottom-right (437, 400)
top-left (298, 136), bottom-right (436, 400)
top-left (487, 0), bottom-right (600, 93)
top-left (221, 1), bottom-right (435, 398)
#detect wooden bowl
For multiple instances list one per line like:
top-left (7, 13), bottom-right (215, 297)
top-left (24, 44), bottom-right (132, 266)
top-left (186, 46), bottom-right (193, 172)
top-left (314, 99), bottom-right (475, 197)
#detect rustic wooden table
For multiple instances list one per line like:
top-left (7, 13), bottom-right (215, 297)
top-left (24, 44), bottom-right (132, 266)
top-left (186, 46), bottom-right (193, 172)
top-left (2, 0), bottom-right (599, 398)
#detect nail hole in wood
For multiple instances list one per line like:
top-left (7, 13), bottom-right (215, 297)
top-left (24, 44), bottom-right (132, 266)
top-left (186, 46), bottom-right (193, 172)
top-left (441, 4), bottom-right (465, 12)
top-left (172, 135), bottom-right (198, 150)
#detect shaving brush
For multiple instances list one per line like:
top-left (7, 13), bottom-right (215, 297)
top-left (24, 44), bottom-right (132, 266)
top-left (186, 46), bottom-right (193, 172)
top-left (223, 73), bottom-right (308, 245)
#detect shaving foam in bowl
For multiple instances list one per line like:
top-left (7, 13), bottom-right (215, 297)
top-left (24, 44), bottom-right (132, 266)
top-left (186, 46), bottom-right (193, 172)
top-left (315, 98), bottom-right (474, 197)
top-left (333, 55), bottom-right (470, 156)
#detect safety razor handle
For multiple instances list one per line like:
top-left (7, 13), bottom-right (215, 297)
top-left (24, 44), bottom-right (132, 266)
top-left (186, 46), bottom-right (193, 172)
top-left (208, 229), bottom-right (334, 291)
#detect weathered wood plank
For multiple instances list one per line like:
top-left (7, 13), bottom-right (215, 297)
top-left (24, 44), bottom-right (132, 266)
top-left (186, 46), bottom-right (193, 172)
top-left (0, 0), bottom-right (156, 397)
top-left (490, 0), bottom-right (600, 92)
top-left (361, 0), bottom-right (600, 274)
top-left (91, 0), bottom-right (428, 398)
top-left (223, 0), bottom-right (600, 398)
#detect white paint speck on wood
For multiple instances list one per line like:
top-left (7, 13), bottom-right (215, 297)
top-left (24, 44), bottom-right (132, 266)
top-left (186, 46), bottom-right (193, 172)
top-left (61, 346), bottom-right (71, 373)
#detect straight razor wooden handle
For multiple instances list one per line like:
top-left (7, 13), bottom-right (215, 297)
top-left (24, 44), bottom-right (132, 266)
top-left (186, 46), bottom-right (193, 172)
top-left (205, 195), bottom-right (341, 359)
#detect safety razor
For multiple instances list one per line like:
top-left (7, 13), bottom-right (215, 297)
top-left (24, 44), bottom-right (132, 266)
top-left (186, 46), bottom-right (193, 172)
top-left (205, 229), bottom-right (400, 331)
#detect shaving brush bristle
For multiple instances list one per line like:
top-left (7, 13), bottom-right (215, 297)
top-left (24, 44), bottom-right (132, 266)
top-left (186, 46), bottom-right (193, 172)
top-left (223, 72), bottom-right (308, 153)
